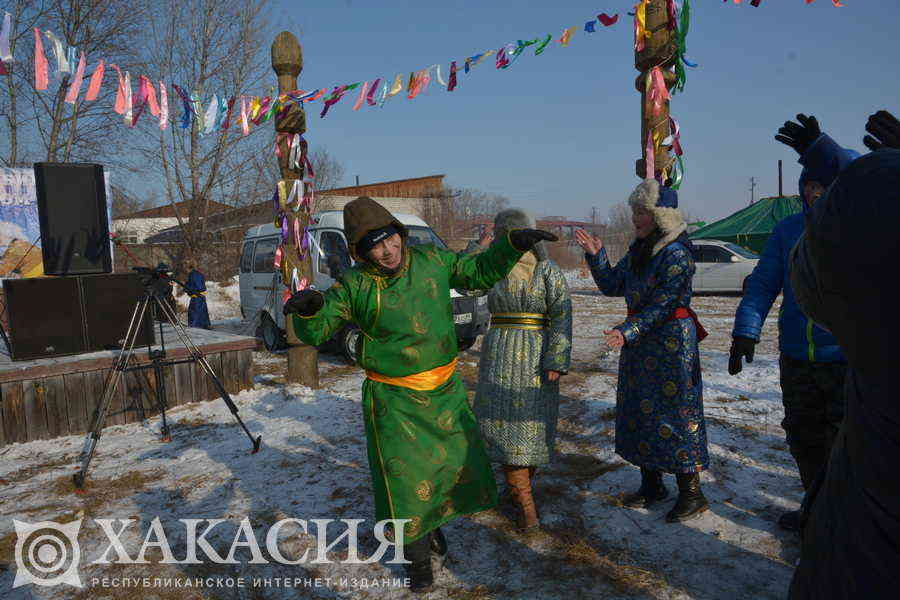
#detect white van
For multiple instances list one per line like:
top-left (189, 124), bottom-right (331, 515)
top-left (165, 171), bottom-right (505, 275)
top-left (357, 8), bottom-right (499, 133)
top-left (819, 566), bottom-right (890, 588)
top-left (239, 210), bottom-right (490, 360)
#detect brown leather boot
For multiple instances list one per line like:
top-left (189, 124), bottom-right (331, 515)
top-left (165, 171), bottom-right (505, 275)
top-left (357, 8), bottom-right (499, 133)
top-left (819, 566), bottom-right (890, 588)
top-left (504, 466), bottom-right (539, 530)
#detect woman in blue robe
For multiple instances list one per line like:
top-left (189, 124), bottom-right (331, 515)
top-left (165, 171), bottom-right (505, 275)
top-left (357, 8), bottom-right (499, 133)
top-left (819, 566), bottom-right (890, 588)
top-left (186, 264), bottom-right (211, 329)
top-left (575, 179), bottom-right (710, 522)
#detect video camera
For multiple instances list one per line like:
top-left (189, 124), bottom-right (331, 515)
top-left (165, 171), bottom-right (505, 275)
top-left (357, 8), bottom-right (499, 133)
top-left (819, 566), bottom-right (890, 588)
top-left (133, 263), bottom-right (176, 296)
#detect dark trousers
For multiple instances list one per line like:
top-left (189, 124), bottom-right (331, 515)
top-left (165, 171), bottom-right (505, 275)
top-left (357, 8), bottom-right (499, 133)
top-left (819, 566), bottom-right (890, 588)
top-left (779, 354), bottom-right (847, 489)
top-left (403, 531), bottom-right (432, 564)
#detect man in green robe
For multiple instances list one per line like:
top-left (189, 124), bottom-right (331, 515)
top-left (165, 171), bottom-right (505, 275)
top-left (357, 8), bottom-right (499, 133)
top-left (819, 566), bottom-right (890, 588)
top-left (284, 197), bottom-right (556, 593)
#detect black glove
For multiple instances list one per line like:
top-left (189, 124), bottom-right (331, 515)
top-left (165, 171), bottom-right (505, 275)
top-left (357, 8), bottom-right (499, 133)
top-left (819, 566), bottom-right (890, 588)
top-left (282, 289), bottom-right (324, 317)
top-left (863, 110), bottom-right (900, 151)
top-left (509, 229), bottom-right (559, 252)
top-left (728, 336), bottom-right (757, 375)
top-left (775, 114), bottom-right (821, 155)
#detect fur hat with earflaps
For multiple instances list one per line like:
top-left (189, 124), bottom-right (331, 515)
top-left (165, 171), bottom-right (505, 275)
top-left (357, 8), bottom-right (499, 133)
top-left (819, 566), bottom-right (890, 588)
top-left (343, 196), bottom-right (408, 261)
top-left (627, 178), bottom-right (687, 257)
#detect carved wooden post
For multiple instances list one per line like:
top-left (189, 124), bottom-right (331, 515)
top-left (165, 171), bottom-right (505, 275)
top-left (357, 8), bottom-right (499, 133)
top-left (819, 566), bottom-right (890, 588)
top-left (635, 0), bottom-right (678, 180)
top-left (271, 32), bottom-right (319, 388)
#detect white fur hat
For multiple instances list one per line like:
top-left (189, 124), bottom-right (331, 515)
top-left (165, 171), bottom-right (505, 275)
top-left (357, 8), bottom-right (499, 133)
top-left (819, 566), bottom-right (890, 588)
top-left (627, 179), bottom-right (687, 256)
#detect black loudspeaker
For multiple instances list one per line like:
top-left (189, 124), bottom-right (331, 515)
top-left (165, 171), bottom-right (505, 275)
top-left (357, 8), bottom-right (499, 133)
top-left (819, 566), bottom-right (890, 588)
top-left (79, 273), bottom-right (154, 351)
top-left (3, 273), bottom-right (153, 361)
top-left (34, 162), bottom-right (112, 275)
top-left (3, 277), bottom-right (84, 359)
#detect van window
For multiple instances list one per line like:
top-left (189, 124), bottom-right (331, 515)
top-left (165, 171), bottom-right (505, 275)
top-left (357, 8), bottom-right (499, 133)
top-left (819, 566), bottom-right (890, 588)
top-left (406, 225), bottom-right (447, 249)
top-left (240, 241), bottom-right (254, 273)
top-left (317, 230), bottom-right (351, 278)
top-left (253, 237), bottom-right (279, 273)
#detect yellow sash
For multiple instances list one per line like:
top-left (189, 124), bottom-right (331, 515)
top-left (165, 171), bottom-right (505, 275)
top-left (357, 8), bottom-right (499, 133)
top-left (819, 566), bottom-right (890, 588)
top-left (366, 358), bottom-right (458, 391)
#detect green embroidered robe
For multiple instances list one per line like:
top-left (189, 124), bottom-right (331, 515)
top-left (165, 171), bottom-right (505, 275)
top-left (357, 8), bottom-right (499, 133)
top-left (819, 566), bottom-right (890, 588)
top-left (292, 237), bottom-right (523, 542)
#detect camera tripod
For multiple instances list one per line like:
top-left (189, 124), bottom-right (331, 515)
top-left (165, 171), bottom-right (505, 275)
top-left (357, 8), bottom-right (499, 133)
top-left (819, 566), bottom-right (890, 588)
top-left (73, 267), bottom-right (262, 490)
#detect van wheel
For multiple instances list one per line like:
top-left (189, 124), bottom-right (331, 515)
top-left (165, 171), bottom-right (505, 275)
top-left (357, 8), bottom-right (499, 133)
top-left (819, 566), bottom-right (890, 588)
top-left (258, 312), bottom-right (287, 352)
top-left (338, 325), bottom-right (361, 365)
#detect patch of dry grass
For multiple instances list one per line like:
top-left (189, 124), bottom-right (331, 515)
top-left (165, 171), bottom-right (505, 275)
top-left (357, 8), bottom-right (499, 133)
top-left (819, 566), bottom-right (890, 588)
top-left (50, 469), bottom-right (165, 517)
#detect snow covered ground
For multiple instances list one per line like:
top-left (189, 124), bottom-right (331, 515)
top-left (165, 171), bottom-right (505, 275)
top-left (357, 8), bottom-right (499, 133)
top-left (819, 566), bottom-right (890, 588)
top-left (1, 287), bottom-right (800, 600)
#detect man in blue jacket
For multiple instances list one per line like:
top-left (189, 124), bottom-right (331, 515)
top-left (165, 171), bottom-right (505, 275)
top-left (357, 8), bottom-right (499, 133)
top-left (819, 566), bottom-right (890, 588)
top-left (728, 114), bottom-right (859, 531)
top-left (787, 110), bottom-right (900, 600)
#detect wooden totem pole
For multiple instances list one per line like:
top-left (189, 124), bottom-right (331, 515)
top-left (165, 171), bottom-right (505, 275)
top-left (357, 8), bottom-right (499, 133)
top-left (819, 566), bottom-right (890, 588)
top-left (635, 0), bottom-right (678, 180)
top-left (271, 32), bottom-right (319, 388)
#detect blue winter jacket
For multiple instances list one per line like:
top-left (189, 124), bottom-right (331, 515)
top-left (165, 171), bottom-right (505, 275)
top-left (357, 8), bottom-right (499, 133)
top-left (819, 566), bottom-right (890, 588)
top-left (732, 134), bottom-right (859, 362)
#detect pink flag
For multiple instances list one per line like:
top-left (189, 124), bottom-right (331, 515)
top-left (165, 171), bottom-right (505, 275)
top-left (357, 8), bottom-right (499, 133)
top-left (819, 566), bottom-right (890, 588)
top-left (64, 51), bottom-right (87, 104)
top-left (352, 81), bottom-right (369, 111)
top-left (110, 64), bottom-right (126, 114)
top-left (649, 67), bottom-right (670, 116)
top-left (158, 81), bottom-right (169, 130)
top-left (645, 131), bottom-right (656, 179)
top-left (145, 77), bottom-right (160, 116)
top-left (84, 59), bottom-right (105, 101)
top-left (33, 28), bottom-right (49, 90)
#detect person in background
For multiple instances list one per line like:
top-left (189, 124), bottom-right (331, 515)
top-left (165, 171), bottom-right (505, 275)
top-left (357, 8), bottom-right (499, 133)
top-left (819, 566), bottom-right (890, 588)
top-left (185, 261), bottom-right (211, 329)
top-left (283, 197), bottom-right (556, 594)
top-left (728, 114), bottom-right (859, 531)
top-left (469, 209), bottom-right (573, 531)
top-left (787, 110), bottom-right (900, 599)
top-left (576, 179), bottom-right (710, 523)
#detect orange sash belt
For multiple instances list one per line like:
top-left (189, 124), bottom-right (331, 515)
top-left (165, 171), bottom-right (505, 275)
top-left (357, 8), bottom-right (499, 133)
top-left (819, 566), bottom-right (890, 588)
top-left (366, 358), bottom-right (458, 391)
top-left (627, 307), bottom-right (708, 342)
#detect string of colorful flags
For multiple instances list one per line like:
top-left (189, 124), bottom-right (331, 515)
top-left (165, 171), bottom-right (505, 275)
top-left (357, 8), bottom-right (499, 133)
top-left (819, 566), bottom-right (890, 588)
top-left (0, 1), bottom-right (845, 126)
top-left (2, 10), bottom-right (624, 132)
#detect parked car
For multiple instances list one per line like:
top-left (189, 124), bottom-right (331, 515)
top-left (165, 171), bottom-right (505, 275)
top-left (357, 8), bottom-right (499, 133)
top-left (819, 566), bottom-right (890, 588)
top-left (239, 210), bottom-right (490, 361)
top-left (691, 238), bottom-right (759, 294)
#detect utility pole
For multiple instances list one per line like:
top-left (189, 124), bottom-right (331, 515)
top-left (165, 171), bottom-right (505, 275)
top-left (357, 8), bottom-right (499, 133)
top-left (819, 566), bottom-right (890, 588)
top-left (778, 159), bottom-right (783, 197)
top-left (749, 177), bottom-right (757, 205)
top-left (272, 32), bottom-right (319, 388)
top-left (635, 0), bottom-right (677, 181)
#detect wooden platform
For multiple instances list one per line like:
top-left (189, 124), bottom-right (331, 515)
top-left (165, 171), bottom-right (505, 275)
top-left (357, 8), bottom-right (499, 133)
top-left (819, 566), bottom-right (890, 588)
top-left (0, 325), bottom-right (261, 447)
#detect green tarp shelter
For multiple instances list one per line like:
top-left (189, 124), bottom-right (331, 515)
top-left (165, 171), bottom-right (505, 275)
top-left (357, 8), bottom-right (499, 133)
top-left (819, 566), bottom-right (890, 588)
top-left (689, 195), bottom-right (803, 254)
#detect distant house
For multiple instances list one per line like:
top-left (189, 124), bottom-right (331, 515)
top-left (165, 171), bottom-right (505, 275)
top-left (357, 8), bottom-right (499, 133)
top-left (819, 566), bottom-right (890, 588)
top-left (142, 175), bottom-right (447, 244)
top-left (113, 200), bottom-right (232, 243)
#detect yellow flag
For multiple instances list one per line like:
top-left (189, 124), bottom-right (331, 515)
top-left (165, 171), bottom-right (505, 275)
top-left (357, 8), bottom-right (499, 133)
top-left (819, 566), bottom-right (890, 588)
top-left (387, 73), bottom-right (403, 97)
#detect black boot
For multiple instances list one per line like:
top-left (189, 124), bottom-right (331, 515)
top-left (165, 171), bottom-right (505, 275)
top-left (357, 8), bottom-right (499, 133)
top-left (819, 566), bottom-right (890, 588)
top-left (403, 535), bottom-right (433, 594)
top-left (430, 527), bottom-right (448, 568)
top-left (623, 467), bottom-right (669, 508)
top-left (666, 473), bottom-right (709, 522)
top-left (778, 510), bottom-right (803, 532)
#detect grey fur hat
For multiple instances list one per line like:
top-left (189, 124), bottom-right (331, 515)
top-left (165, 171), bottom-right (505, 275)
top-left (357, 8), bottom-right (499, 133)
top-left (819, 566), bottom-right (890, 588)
top-left (494, 208), bottom-right (548, 261)
top-left (627, 179), bottom-right (687, 257)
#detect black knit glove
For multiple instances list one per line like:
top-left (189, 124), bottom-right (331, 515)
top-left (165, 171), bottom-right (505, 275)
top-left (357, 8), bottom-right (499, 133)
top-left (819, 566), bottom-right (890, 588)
top-left (863, 110), bottom-right (900, 151)
top-left (728, 336), bottom-right (757, 376)
top-left (509, 229), bottom-right (558, 252)
top-left (283, 290), bottom-right (324, 317)
top-left (775, 114), bottom-right (821, 155)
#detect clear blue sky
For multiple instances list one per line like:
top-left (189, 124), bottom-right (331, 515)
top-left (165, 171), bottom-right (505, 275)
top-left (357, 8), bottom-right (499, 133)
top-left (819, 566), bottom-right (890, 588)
top-left (268, 0), bottom-right (897, 223)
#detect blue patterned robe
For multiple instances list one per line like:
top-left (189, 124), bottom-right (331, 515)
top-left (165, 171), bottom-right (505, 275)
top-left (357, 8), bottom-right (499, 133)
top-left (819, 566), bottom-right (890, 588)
top-left (587, 241), bottom-right (709, 473)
